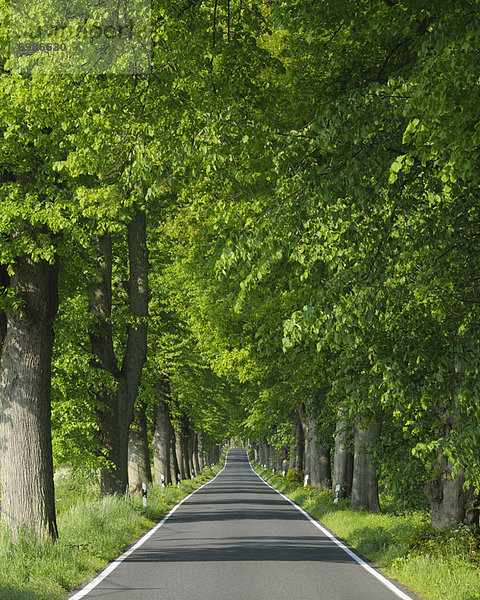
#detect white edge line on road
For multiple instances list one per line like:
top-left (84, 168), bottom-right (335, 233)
top-left (247, 453), bottom-right (415, 600)
top-left (68, 452), bottom-right (229, 599)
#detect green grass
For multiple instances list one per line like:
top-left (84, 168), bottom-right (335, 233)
top-left (254, 464), bottom-right (480, 600)
top-left (0, 462), bottom-right (223, 600)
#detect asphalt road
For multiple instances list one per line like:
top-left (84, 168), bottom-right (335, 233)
top-left (69, 448), bottom-right (417, 600)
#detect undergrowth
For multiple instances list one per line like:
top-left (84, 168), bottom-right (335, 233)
top-left (254, 463), bottom-right (480, 600)
top-left (0, 462), bottom-right (222, 600)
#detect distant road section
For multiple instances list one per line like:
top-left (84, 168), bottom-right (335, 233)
top-left (69, 448), bottom-right (417, 600)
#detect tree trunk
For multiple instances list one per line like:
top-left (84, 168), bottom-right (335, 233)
top-left (0, 264), bottom-right (7, 360)
top-left (298, 404), bottom-right (311, 480)
top-left (170, 431), bottom-right (180, 483)
top-left (294, 408), bottom-right (305, 474)
top-left (427, 397), bottom-right (478, 528)
top-left (0, 266), bottom-right (7, 490)
top-left (275, 448), bottom-right (283, 471)
top-left (0, 255), bottom-right (59, 540)
top-left (97, 392), bottom-right (129, 496)
top-left (288, 444), bottom-right (295, 470)
top-left (90, 206), bottom-right (148, 496)
top-left (428, 457), bottom-right (472, 528)
top-left (174, 426), bottom-right (185, 480)
top-left (128, 399), bottom-right (152, 496)
top-left (265, 443), bottom-right (272, 468)
top-left (299, 402), bottom-right (330, 490)
top-left (332, 408), bottom-right (354, 498)
top-left (152, 400), bottom-right (172, 485)
top-left (258, 438), bottom-right (265, 464)
top-left (89, 232), bottom-right (122, 494)
top-left (192, 432), bottom-right (200, 476)
top-left (187, 426), bottom-right (195, 477)
top-left (351, 417), bottom-right (381, 512)
top-left (310, 429), bottom-right (331, 492)
top-left (181, 419), bottom-right (191, 479)
top-left (197, 430), bottom-right (204, 471)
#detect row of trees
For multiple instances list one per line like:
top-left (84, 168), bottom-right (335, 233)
top-left (1, 0), bottom-right (479, 539)
top-left (158, 0), bottom-right (480, 529)
top-left (0, 0), bottom-right (249, 539)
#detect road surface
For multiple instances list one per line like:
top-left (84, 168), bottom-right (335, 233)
top-left (69, 448), bottom-right (417, 600)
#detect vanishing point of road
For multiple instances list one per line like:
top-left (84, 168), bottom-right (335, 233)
top-left (69, 448), bottom-right (418, 600)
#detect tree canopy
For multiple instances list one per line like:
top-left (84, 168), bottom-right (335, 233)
top-left (1, 0), bottom-right (479, 537)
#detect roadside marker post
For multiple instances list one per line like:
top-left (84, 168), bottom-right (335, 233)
top-left (142, 483), bottom-right (147, 508)
top-left (304, 474), bottom-right (309, 487)
top-left (161, 474), bottom-right (165, 488)
top-left (334, 484), bottom-right (341, 504)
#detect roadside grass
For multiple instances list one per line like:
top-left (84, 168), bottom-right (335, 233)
top-left (253, 464), bottom-right (480, 600)
top-left (0, 462), bottom-right (223, 600)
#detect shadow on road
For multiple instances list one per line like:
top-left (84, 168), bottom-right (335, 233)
top-left (125, 534), bottom-right (354, 563)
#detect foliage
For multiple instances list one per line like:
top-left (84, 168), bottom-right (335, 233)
top-left (285, 468), bottom-right (302, 484)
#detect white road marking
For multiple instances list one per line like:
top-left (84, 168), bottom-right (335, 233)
top-left (68, 455), bottom-right (228, 599)
top-left (247, 452), bottom-right (415, 600)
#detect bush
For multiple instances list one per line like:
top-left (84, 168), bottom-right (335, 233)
top-left (285, 468), bottom-right (303, 484)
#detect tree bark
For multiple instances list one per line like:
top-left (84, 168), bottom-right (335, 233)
top-left (192, 431), bottom-right (200, 476)
top-left (90, 206), bottom-right (148, 496)
top-left (258, 438), bottom-right (266, 464)
top-left (332, 408), bottom-right (354, 498)
top-left (299, 402), bottom-right (330, 490)
top-left (294, 407), bottom-right (305, 474)
top-left (174, 425), bottom-right (185, 480)
top-left (187, 426), bottom-right (195, 477)
top-left (152, 400), bottom-right (172, 485)
top-left (0, 264), bottom-right (8, 360)
top-left (427, 397), bottom-right (478, 528)
top-left (288, 444), bottom-right (295, 470)
top-left (428, 456), bottom-right (471, 528)
top-left (309, 433), bottom-right (331, 491)
top-left (88, 232), bottom-right (123, 494)
top-left (351, 417), bottom-right (381, 512)
top-left (0, 255), bottom-right (59, 540)
top-left (265, 442), bottom-right (272, 468)
top-left (197, 430), bottom-right (204, 471)
top-left (274, 447), bottom-right (283, 471)
top-left (181, 419), bottom-right (191, 479)
top-left (170, 431), bottom-right (180, 483)
top-left (128, 399), bottom-right (152, 496)
top-left (298, 404), bottom-right (311, 479)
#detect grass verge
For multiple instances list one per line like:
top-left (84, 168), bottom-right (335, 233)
top-left (252, 463), bottom-right (480, 600)
top-left (0, 461), bottom-right (223, 600)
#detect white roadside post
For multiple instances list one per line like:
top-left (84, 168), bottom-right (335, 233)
top-left (334, 484), bottom-right (341, 504)
top-left (177, 473), bottom-right (181, 487)
top-left (304, 474), bottom-right (309, 487)
top-left (161, 474), bottom-right (165, 488)
top-left (142, 483), bottom-right (147, 508)
top-left (282, 470), bottom-right (286, 477)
